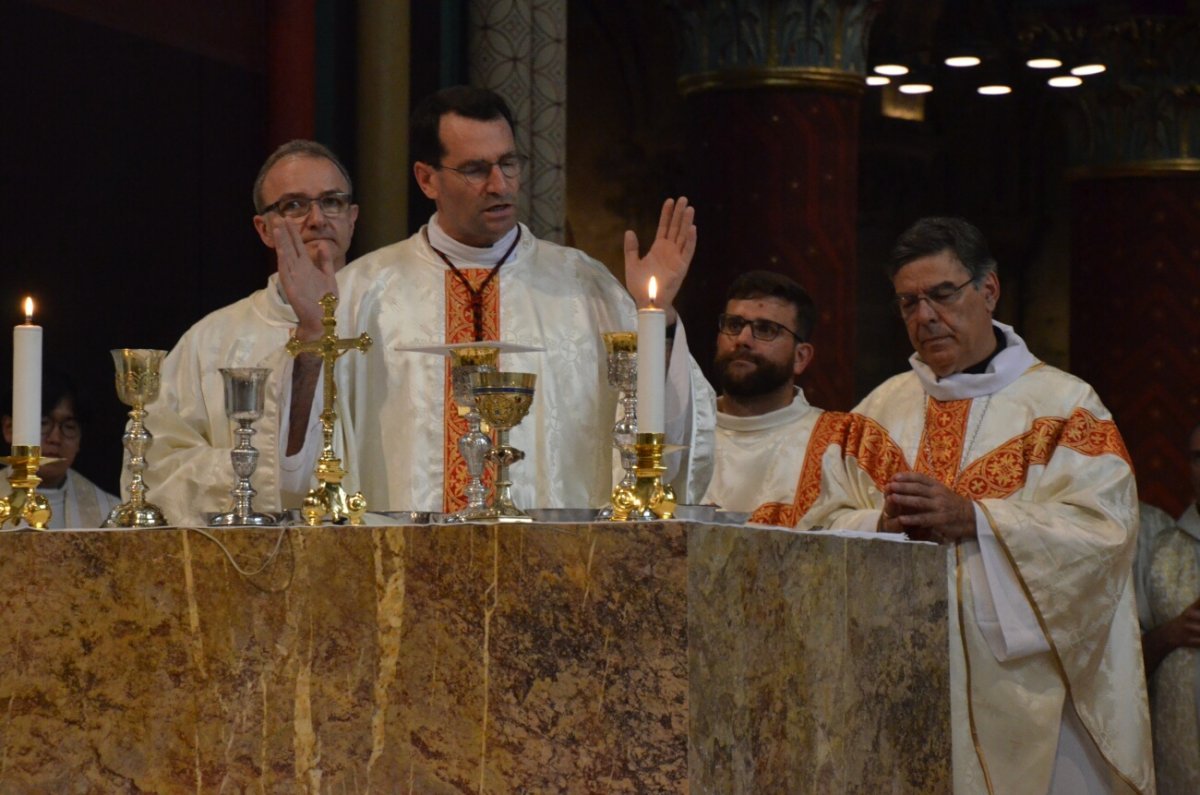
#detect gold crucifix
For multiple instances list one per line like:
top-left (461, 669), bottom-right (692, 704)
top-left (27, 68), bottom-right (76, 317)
top-left (286, 292), bottom-right (372, 525)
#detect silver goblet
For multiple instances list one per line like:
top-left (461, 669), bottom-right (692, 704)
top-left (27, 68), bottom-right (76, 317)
top-left (209, 367), bottom-right (278, 527)
top-left (445, 346), bottom-right (499, 522)
top-left (598, 332), bottom-right (638, 518)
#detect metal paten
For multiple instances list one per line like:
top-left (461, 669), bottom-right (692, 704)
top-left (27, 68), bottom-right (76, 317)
top-left (104, 348), bottom-right (169, 528)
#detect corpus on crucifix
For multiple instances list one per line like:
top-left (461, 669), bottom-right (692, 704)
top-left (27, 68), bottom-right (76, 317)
top-left (285, 292), bottom-right (371, 525)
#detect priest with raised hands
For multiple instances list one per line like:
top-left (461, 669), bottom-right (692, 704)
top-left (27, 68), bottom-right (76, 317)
top-left (337, 85), bottom-right (714, 513)
top-left (799, 217), bottom-right (1153, 794)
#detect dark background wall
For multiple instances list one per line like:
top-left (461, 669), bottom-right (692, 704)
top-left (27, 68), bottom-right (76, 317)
top-left (4, 0), bottom-right (1197, 516)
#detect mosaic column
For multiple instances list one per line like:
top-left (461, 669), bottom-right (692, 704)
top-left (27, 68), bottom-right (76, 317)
top-left (665, 0), bottom-right (878, 411)
top-left (1061, 16), bottom-right (1200, 515)
top-left (468, 0), bottom-right (567, 243)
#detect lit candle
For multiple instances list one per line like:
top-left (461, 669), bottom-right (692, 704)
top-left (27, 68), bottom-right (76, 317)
top-left (636, 277), bottom-right (665, 435)
top-left (12, 297), bottom-right (42, 448)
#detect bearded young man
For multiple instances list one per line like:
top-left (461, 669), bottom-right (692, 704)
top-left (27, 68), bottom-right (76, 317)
top-left (800, 217), bottom-right (1153, 794)
top-left (700, 271), bottom-right (831, 523)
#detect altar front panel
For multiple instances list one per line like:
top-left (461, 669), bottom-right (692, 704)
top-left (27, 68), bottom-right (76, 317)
top-left (0, 522), bottom-right (949, 793)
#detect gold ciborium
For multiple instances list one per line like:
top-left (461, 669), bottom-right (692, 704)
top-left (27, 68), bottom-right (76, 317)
top-left (104, 348), bottom-right (169, 527)
top-left (470, 371), bottom-right (535, 522)
top-left (447, 346), bottom-right (499, 522)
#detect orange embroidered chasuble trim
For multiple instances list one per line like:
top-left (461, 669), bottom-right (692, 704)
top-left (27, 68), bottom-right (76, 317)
top-left (443, 269), bottom-right (500, 512)
top-left (754, 399), bottom-right (1132, 525)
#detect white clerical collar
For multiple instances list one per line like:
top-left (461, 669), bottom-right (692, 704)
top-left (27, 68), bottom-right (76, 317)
top-left (910, 321), bottom-right (1039, 401)
top-left (427, 214), bottom-right (520, 269)
top-left (717, 387), bottom-right (812, 431)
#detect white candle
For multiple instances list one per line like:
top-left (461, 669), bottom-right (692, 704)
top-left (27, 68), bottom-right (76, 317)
top-left (13, 297), bottom-right (42, 447)
top-left (636, 277), bottom-right (666, 435)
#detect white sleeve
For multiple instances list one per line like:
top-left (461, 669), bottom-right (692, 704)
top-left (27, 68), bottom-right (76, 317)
top-left (662, 318), bottom-right (716, 503)
top-left (277, 365), bottom-right (323, 502)
top-left (969, 502), bottom-right (1052, 660)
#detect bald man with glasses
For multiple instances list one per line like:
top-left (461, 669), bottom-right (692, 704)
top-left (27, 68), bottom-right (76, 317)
top-left (700, 270), bottom-right (836, 523)
top-left (134, 139), bottom-right (360, 526)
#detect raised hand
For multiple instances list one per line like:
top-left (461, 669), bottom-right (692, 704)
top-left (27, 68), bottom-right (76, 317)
top-left (271, 216), bottom-right (337, 341)
top-left (624, 197), bottom-right (697, 324)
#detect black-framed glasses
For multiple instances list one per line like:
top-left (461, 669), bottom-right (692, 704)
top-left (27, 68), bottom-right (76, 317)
top-left (894, 277), bottom-right (976, 317)
top-left (260, 192), bottom-right (353, 219)
top-left (41, 415), bottom-right (81, 440)
top-left (718, 313), bottom-right (804, 343)
top-left (435, 154), bottom-right (528, 186)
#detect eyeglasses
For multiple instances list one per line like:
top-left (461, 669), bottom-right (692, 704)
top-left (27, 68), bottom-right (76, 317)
top-left (894, 278), bottom-right (976, 317)
top-left (718, 313), bottom-right (804, 342)
top-left (41, 415), bottom-right (81, 440)
top-left (260, 192), bottom-right (353, 219)
top-left (435, 154), bottom-right (528, 186)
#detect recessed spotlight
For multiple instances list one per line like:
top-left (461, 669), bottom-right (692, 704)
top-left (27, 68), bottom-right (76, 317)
top-left (978, 85), bottom-right (1012, 96)
top-left (1071, 64), bottom-right (1106, 76)
top-left (944, 56), bottom-right (981, 68)
top-left (898, 83), bottom-right (933, 95)
top-left (866, 75), bottom-right (890, 86)
top-left (1027, 57), bottom-right (1063, 69)
top-left (874, 64), bottom-right (909, 76)
top-left (1048, 75), bottom-right (1083, 88)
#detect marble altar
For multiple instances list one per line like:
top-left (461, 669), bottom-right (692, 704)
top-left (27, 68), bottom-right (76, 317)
top-left (0, 521), bottom-right (950, 792)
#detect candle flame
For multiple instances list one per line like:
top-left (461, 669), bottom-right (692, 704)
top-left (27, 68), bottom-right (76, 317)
top-left (22, 297), bottom-right (33, 323)
top-left (648, 277), bottom-right (657, 307)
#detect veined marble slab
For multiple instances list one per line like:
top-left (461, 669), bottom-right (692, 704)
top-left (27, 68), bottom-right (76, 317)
top-left (0, 522), bottom-right (949, 793)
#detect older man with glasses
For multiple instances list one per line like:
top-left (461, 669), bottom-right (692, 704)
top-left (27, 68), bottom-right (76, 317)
top-left (135, 139), bottom-right (360, 525)
top-left (700, 270), bottom-right (836, 524)
top-left (799, 216), bottom-right (1152, 794)
top-left (332, 86), bottom-right (714, 514)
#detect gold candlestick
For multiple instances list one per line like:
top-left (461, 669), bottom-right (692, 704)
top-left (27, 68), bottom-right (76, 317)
top-left (609, 432), bottom-right (676, 521)
top-left (286, 293), bottom-right (372, 526)
top-left (0, 445), bottom-right (51, 530)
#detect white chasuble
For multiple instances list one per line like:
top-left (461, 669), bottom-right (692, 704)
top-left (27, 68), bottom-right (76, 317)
top-left (336, 221), bottom-right (715, 513)
top-left (137, 274), bottom-right (358, 527)
top-left (1143, 505), bottom-right (1200, 793)
top-left (702, 388), bottom-right (824, 516)
top-left (800, 324), bottom-right (1154, 795)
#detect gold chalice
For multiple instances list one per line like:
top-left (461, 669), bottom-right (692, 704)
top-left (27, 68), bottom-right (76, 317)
top-left (470, 371), bottom-right (536, 522)
top-left (104, 348), bottom-right (169, 527)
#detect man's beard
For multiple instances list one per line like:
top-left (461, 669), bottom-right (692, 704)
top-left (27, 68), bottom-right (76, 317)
top-left (715, 349), bottom-right (794, 399)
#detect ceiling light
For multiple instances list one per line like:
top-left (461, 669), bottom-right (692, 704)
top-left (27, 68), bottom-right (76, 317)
top-left (944, 55), bottom-right (981, 68)
top-left (1071, 63), bottom-right (1106, 76)
top-left (1048, 75), bottom-right (1082, 88)
top-left (874, 64), bottom-right (909, 76)
top-left (977, 85), bottom-right (1012, 96)
top-left (898, 83), bottom-right (933, 95)
top-left (1027, 57), bottom-right (1063, 69)
top-left (866, 75), bottom-right (890, 86)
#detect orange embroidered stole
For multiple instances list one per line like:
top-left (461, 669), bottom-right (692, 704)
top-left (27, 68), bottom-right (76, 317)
top-left (443, 270), bottom-right (500, 512)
